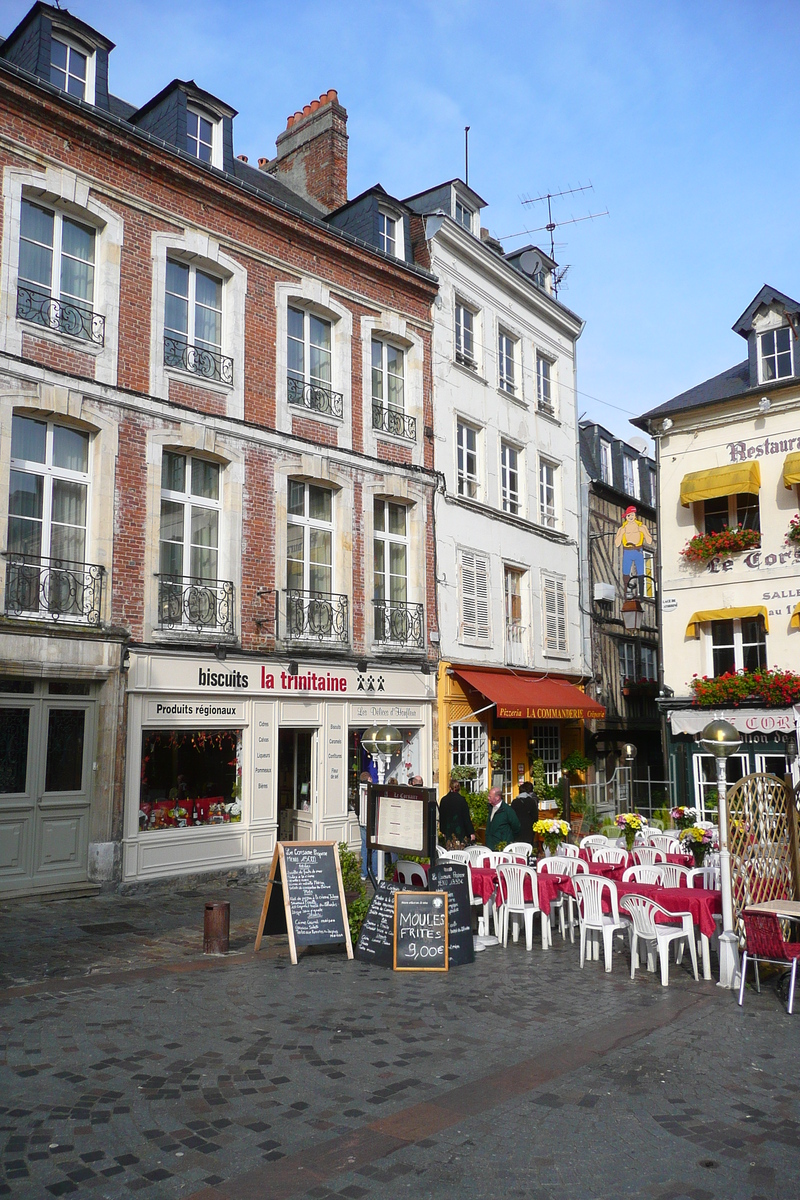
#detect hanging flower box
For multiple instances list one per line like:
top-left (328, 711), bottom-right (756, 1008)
top-left (680, 526), bottom-right (761, 564)
top-left (621, 677), bottom-right (660, 698)
top-left (786, 514), bottom-right (800, 545)
top-left (689, 667), bottom-right (800, 708)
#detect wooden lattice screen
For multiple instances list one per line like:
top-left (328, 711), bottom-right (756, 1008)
top-left (726, 772), bottom-right (799, 941)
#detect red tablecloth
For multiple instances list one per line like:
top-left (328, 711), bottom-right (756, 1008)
top-left (469, 866), bottom-right (498, 903)
top-left (561, 878), bottom-right (722, 939)
top-left (579, 848), bottom-right (693, 870)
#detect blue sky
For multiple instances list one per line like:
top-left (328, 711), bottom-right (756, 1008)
top-left (6, 0), bottom-right (800, 441)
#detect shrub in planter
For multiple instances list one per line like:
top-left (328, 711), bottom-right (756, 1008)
top-left (680, 526), bottom-right (761, 564)
top-left (690, 667), bottom-right (800, 708)
top-left (786, 513), bottom-right (800, 545)
top-left (338, 842), bottom-right (368, 941)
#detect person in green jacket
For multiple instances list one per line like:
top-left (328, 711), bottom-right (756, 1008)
top-left (485, 787), bottom-right (521, 850)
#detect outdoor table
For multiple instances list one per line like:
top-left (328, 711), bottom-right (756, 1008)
top-left (561, 878), bottom-right (722, 980)
top-left (745, 900), bottom-right (800, 919)
top-left (579, 848), bottom-right (693, 870)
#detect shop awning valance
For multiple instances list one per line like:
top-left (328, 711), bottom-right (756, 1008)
top-left (685, 606), bottom-right (769, 639)
top-left (680, 462), bottom-right (761, 506)
top-left (452, 667), bottom-right (605, 720)
top-left (783, 452), bottom-right (800, 488)
top-left (791, 602), bottom-right (800, 630)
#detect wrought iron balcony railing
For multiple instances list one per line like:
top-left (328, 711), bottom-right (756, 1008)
top-left (455, 349), bottom-right (477, 370)
top-left (371, 403), bottom-right (417, 441)
top-left (157, 575), bottom-right (235, 634)
top-left (16, 285), bottom-right (105, 345)
top-left (373, 599), bottom-right (424, 648)
top-left (4, 554), bottom-right (104, 624)
top-left (283, 589), bottom-right (349, 644)
top-left (164, 335), bottom-right (234, 386)
top-left (287, 375), bottom-right (344, 419)
top-left (505, 621), bottom-right (528, 666)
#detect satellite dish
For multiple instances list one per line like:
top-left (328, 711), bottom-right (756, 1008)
top-left (628, 437), bottom-right (648, 456)
top-left (519, 250), bottom-right (543, 276)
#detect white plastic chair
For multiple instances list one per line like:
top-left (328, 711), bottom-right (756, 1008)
top-left (536, 856), bottom-right (588, 944)
top-left (622, 864), bottom-right (664, 884)
top-left (649, 833), bottom-right (681, 853)
top-left (580, 835), bottom-right (608, 850)
top-left (619, 894), bottom-right (698, 987)
top-left (632, 847), bottom-right (665, 866)
top-left (436, 847), bottom-right (455, 860)
top-left (396, 860), bottom-right (427, 887)
top-left (571, 875), bottom-right (628, 972)
top-left (593, 847), bottom-right (627, 865)
top-left (465, 845), bottom-right (492, 867)
top-left (446, 849), bottom-right (470, 865)
top-left (504, 842), bottom-right (533, 858)
top-left (686, 865), bottom-right (719, 890)
top-left (556, 842), bottom-right (579, 858)
top-left (659, 864), bottom-right (691, 888)
top-left (497, 864), bottom-right (547, 950)
top-left (494, 851), bottom-right (515, 865)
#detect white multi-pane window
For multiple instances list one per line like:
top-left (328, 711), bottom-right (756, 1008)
top-left (493, 734), bottom-right (513, 802)
top-left (622, 453), bottom-right (640, 498)
top-left (759, 327), bottom-right (793, 381)
top-left (371, 340), bottom-right (407, 436)
top-left (648, 465), bottom-right (658, 505)
top-left (451, 722), bottom-right (486, 791)
top-left (498, 330), bottom-right (516, 394)
top-left (504, 566), bottom-right (525, 663)
top-left (619, 641), bottom-right (637, 682)
top-left (459, 549), bottom-right (490, 642)
top-left (455, 302), bottom-right (476, 367)
top-left (501, 443), bottom-right (520, 515)
top-left (641, 644), bottom-right (657, 680)
top-left (455, 199), bottom-right (473, 232)
top-left (186, 108), bottom-right (216, 165)
top-left (159, 453), bottom-right (220, 586)
top-left (286, 481), bottom-right (333, 595)
top-left (8, 416), bottom-right (90, 618)
top-left (457, 422), bottom-right (479, 498)
top-left (542, 573), bottom-right (567, 653)
top-left (536, 353), bottom-right (554, 414)
top-left (164, 259), bottom-right (225, 380)
top-left (539, 459), bottom-right (557, 527)
top-left (287, 307), bottom-right (338, 414)
top-left (709, 617), bottom-right (766, 677)
top-left (374, 500), bottom-right (408, 642)
top-left (599, 439), bottom-right (612, 484)
top-left (703, 493), bottom-right (760, 535)
top-left (18, 200), bottom-right (97, 340)
top-left (531, 723), bottom-right (561, 787)
top-left (378, 211), bottom-right (397, 256)
top-left (50, 37), bottom-right (90, 100)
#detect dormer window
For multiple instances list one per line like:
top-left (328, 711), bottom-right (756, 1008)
top-left (186, 107), bottom-right (219, 166)
top-left (378, 209), bottom-right (404, 257)
top-left (759, 327), bottom-right (793, 382)
top-left (455, 199), bottom-right (473, 232)
top-left (50, 35), bottom-right (94, 103)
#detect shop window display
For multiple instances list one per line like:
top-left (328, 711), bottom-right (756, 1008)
top-left (139, 728), bottom-right (241, 831)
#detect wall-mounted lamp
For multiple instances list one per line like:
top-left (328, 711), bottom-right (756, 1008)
top-left (357, 659), bottom-right (368, 673)
top-left (288, 660), bottom-right (298, 676)
top-left (215, 645), bottom-right (227, 662)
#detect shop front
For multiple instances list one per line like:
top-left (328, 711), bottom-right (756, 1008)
top-left (666, 706), bottom-right (799, 818)
top-left (437, 663), bottom-right (604, 801)
top-left (123, 652), bottom-right (434, 883)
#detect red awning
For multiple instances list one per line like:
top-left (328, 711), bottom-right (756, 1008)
top-left (452, 667), bottom-right (605, 720)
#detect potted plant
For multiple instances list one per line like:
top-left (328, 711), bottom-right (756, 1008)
top-left (490, 748), bottom-right (504, 788)
top-left (533, 817), bottom-right (570, 855)
top-left (615, 811), bottom-right (645, 851)
top-left (786, 513), bottom-right (800, 545)
top-left (466, 789), bottom-right (489, 842)
top-left (689, 667), bottom-right (800, 708)
top-left (450, 764), bottom-right (478, 784)
top-left (680, 525), bottom-right (761, 564)
top-left (679, 825), bottom-right (716, 866)
top-left (338, 842), bottom-right (369, 940)
top-left (669, 805), bottom-right (697, 831)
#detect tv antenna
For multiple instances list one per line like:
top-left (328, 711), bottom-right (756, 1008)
top-left (501, 183), bottom-right (608, 260)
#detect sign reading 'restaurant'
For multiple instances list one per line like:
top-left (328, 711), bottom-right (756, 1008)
top-left (727, 434), bottom-right (800, 462)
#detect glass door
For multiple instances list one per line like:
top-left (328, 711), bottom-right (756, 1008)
top-left (277, 729), bottom-right (315, 840)
top-left (0, 698), bottom-right (35, 883)
top-left (35, 700), bottom-right (93, 879)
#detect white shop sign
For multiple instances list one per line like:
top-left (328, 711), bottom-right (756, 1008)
top-left (669, 707), bottom-right (796, 736)
top-left (349, 703), bottom-right (424, 724)
top-left (145, 699), bottom-right (246, 722)
top-left (132, 654), bottom-right (432, 701)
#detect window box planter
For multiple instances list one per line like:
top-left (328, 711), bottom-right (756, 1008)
top-left (786, 514), bottom-right (800, 545)
top-left (621, 678), bottom-right (659, 698)
top-left (680, 526), bottom-right (761, 564)
top-left (689, 667), bottom-right (800, 708)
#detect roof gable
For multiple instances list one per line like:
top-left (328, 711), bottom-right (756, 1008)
top-left (732, 285), bottom-right (800, 338)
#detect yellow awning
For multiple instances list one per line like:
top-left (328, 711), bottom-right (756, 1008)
top-left (791, 603), bottom-right (800, 630)
top-left (686, 606), bottom-right (769, 639)
top-left (680, 462), bottom-right (761, 506)
top-left (783, 452), bottom-right (800, 488)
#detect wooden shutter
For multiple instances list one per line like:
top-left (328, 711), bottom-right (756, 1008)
top-left (460, 551), bottom-right (490, 641)
top-left (543, 575), bottom-right (567, 652)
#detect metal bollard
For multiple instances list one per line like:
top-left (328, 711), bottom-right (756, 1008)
top-left (203, 900), bottom-right (230, 955)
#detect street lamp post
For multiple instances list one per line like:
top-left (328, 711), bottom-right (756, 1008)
top-left (700, 718), bottom-right (742, 988)
top-left (619, 742), bottom-right (636, 811)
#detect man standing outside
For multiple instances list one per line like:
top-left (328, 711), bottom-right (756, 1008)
top-left (614, 505), bottom-right (653, 597)
top-left (485, 787), bottom-right (521, 850)
top-left (438, 777), bottom-right (476, 848)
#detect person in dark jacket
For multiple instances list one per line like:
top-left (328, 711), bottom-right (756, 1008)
top-left (438, 779), bottom-right (476, 846)
top-left (485, 787), bottom-right (521, 850)
top-left (511, 781), bottom-right (538, 845)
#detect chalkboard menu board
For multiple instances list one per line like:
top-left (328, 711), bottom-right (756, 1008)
top-left (393, 891), bottom-right (449, 972)
top-left (355, 881), bottom-right (401, 968)
top-left (429, 862), bottom-right (475, 968)
top-left (254, 842), bottom-right (353, 965)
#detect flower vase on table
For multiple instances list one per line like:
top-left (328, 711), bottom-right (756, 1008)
top-left (670, 806), bottom-right (697, 832)
top-left (615, 812), bottom-right (644, 853)
top-left (533, 818), bottom-right (570, 856)
top-left (680, 825), bottom-right (715, 866)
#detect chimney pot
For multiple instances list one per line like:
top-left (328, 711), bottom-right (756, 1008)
top-left (310, 99), bottom-right (320, 112)
top-left (237, 154), bottom-right (248, 163)
top-left (303, 104), bottom-right (312, 116)
top-left (258, 157), bottom-right (269, 169)
top-left (319, 92), bottom-right (328, 104)
top-left (286, 115), bottom-right (294, 128)
top-left (294, 111), bottom-right (303, 122)
top-left (326, 89), bottom-right (338, 103)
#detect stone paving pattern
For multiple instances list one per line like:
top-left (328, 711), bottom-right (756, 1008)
top-left (1, 877), bottom-right (798, 1199)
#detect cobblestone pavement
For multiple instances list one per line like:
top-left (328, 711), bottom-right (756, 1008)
top-left (1, 878), bottom-right (799, 1199)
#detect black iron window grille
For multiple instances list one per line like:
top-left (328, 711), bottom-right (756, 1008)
top-left (283, 589), bottom-right (349, 643)
top-left (373, 599), bottom-right (424, 648)
top-left (371, 403), bottom-right (417, 441)
top-left (164, 335), bottom-right (234, 386)
top-left (157, 575), bottom-right (235, 634)
top-left (16, 285), bottom-right (105, 345)
top-left (455, 349), bottom-right (477, 370)
top-left (287, 375), bottom-right (344, 419)
top-left (4, 554), bottom-right (104, 624)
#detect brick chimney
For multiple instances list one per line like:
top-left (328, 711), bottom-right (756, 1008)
top-left (262, 90), bottom-right (348, 213)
